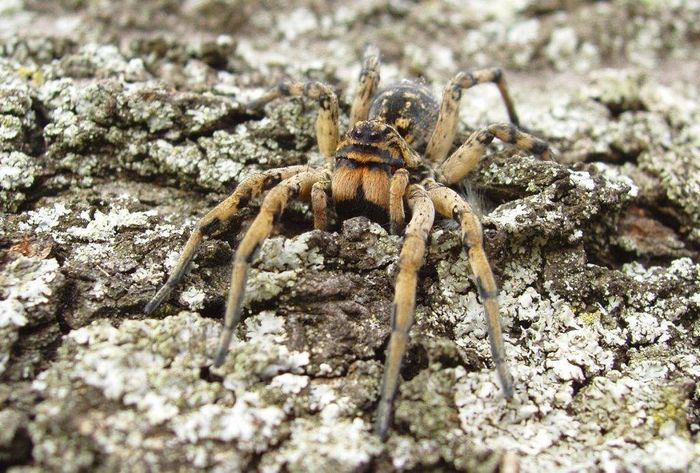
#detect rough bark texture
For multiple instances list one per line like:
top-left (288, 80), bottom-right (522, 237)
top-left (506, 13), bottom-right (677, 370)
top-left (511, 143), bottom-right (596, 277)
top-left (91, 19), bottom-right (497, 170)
top-left (1, 1), bottom-right (700, 471)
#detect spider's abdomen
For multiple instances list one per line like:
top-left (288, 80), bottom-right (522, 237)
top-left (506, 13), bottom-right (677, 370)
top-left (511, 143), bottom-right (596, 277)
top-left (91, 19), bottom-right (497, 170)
top-left (368, 81), bottom-right (439, 152)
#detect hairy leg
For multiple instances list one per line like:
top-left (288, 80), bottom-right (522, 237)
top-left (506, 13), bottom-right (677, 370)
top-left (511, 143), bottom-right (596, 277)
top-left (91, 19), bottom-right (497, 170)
top-left (425, 68), bottom-right (521, 163)
top-left (311, 178), bottom-right (332, 231)
top-left (144, 165), bottom-right (308, 315)
top-left (349, 44), bottom-right (380, 127)
top-left (247, 80), bottom-right (339, 159)
top-left (425, 179), bottom-right (514, 399)
top-left (375, 184), bottom-right (435, 440)
top-left (437, 123), bottom-right (551, 185)
top-left (389, 168), bottom-right (409, 235)
top-left (213, 168), bottom-right (330, 366)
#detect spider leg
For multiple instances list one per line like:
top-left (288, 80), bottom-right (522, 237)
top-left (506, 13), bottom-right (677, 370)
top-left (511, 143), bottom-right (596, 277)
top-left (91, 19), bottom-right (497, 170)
top-left (349, 44), bottom-right (380, 127)
top-left (247, 80), bottom-right (339, 159)
top-left (424, 179), bottom-right (514, 400)
top-left (213, 168), bottom-right (330, 367)
top-left (437, 123), bottom-right (551, 185)
top-left (425, 68), bottom-right (520, 163)
top-left (144, 165), bottom-right (307, 315)
top-left (389, 168), bottom-right (409, 235)
top-left (311, 178), bottom-right (332, 231)
top-left (375, 184), bottom-right (435, 440)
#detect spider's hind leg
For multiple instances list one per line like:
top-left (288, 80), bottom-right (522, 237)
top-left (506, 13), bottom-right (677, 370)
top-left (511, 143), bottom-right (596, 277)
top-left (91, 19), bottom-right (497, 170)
top-left (144, 165), bottom-right (307, 315)
top-left (425, 179), bottom-right (514, 399)
top-left (349, 44), bottom-right (380, 127)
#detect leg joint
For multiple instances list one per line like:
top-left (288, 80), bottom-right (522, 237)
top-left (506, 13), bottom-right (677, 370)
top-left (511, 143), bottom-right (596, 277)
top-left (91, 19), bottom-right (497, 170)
top-left (531, 139), bottom-right (549, 155)
top-left (278, 79), bottom-right (293, 96)
top-left (476, 276), bottom-right (499, 300)
top-left (199, 217), bottom-right (221, 236)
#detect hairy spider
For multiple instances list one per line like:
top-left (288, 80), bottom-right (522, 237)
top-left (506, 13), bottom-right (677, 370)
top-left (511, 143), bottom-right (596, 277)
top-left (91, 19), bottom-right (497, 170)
top-left (145, 45), bottom-right (551, 440)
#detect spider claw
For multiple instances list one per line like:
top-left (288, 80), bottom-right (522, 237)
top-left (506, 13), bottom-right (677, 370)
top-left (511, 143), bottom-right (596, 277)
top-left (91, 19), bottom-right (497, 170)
top-left (144, 284), bottom-right (172, 315)
top-left (213, 323), bottom-right (236, 367)
top-left (212, 345), bottom-right (227, 367)
top-left (373, 400), bottom-right (391, 441)
top-left (498, 367), bottom-right (515, 400)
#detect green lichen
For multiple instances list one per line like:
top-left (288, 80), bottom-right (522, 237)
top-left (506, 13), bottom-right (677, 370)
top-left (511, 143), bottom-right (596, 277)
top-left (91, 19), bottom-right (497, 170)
top-left (577, 310), bottom-right (601, 326)
top-left (648, 386), bottom-right (690, 438)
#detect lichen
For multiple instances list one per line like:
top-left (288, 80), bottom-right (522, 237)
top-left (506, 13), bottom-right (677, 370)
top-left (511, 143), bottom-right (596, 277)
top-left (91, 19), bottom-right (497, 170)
top-left (0, 150), bottom-right (37, 212)
top-left (2, 1), bottom-right (700, 471)
top-left (0, 255), bottom-right (60, 375)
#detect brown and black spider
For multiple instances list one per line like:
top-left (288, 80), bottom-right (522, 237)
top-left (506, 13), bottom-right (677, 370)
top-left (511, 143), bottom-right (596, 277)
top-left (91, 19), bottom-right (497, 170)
top-left (145, 45), bottom-right (551, 440)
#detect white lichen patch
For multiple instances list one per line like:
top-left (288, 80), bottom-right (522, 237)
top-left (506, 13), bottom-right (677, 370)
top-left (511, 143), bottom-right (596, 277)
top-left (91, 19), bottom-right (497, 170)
top-left (244, 268), bottom-right (298, 305)
top-left (486, 203), bottom-right (528, 232)
top-left (31, 313), bottom-right (294, 470)
top-left (244, 311), bottom-right (286, 344)
top-left (217, 311), bottom-right (310, 396)
top-left (0, 255), bottom-right (60, 374)
top-left (18, 202), bottom-right (71, 234)
top-left (147, 140), bottom-right (202, 177)
top-left (0, 150), bottom-right (37, 212)
top-left (270, 373), bottom-right (309, 395)
top-left (259, 417), bottom-right (381, 473)
top-left (0, 256), bottom-right (59, 328)
top-left (171, 392), bottom-right (285, 446)
top-left (256, 233), bottom-right (324, 272)
top-left (591, 162), bottom-right (640, 198)
top-left (448, 247), bottom-right (700, 471)
top-left (241, 232), bottom-right (327, 307)
top-left (179, 285), bottom-right (205, 311)
top-left (569, 170), bottom-right (596, 191)
top-left (67, 207), bottom-right (156, 242)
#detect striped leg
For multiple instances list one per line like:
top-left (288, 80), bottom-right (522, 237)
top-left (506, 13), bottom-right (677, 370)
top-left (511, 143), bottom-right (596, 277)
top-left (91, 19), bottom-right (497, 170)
top-left (349, 44), bottom-right (380, 127)
top-left (213, 168), bottom-right (329, 366)
top-left (425, 179), bottom-right (514, 400)
top-left (425, 68), bottom-right (521, 163)
top-left (144, 165), bottom-right (307, 315)
top-left (375, 184), bottom-right (435, 440)
top-left (437, 123), bottom-right (551, 185)
top-left (247, 80), bottom-right (339, 159)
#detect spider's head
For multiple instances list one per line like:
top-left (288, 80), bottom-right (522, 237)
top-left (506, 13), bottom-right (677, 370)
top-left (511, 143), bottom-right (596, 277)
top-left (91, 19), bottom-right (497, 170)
top-left (331, 120), bottom-right (412, 223)
top-left (337, 120), bottom-right (406, 168)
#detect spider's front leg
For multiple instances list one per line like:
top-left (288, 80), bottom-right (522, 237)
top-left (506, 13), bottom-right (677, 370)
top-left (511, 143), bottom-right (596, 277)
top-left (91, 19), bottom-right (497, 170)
top-left (213, 167), bottom-right (331, 366)
top-left (389, 168), bottom-right (409, 235)
top-left (144, 165), bottom-right (308, 315)
top-left (424, 179), bottom-right (514, 400)
top-left (349, 44), bottom-right (380, 127)
top-left (247, 80), bottom-right (339, 159)
top-left (311, 178), bottom-right (332, 231)
top-left (425, 68), bottom-right (521, 163)
top-left (375, 184), bottom-right (435, 440)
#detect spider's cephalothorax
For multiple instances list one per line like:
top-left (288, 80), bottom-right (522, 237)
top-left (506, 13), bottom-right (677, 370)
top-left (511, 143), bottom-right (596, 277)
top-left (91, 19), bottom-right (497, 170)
top-left (144, 45), bottom-right (551, 440)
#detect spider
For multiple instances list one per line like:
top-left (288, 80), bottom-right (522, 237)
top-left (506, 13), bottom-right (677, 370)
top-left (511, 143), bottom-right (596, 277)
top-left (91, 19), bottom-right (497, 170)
top-left (144, 45), bottom-right (551, 440)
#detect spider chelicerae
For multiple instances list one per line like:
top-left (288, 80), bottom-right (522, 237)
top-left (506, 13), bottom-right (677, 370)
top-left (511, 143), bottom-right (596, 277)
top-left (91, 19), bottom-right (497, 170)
top-left (145, 45), bottom-right (551, 440)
